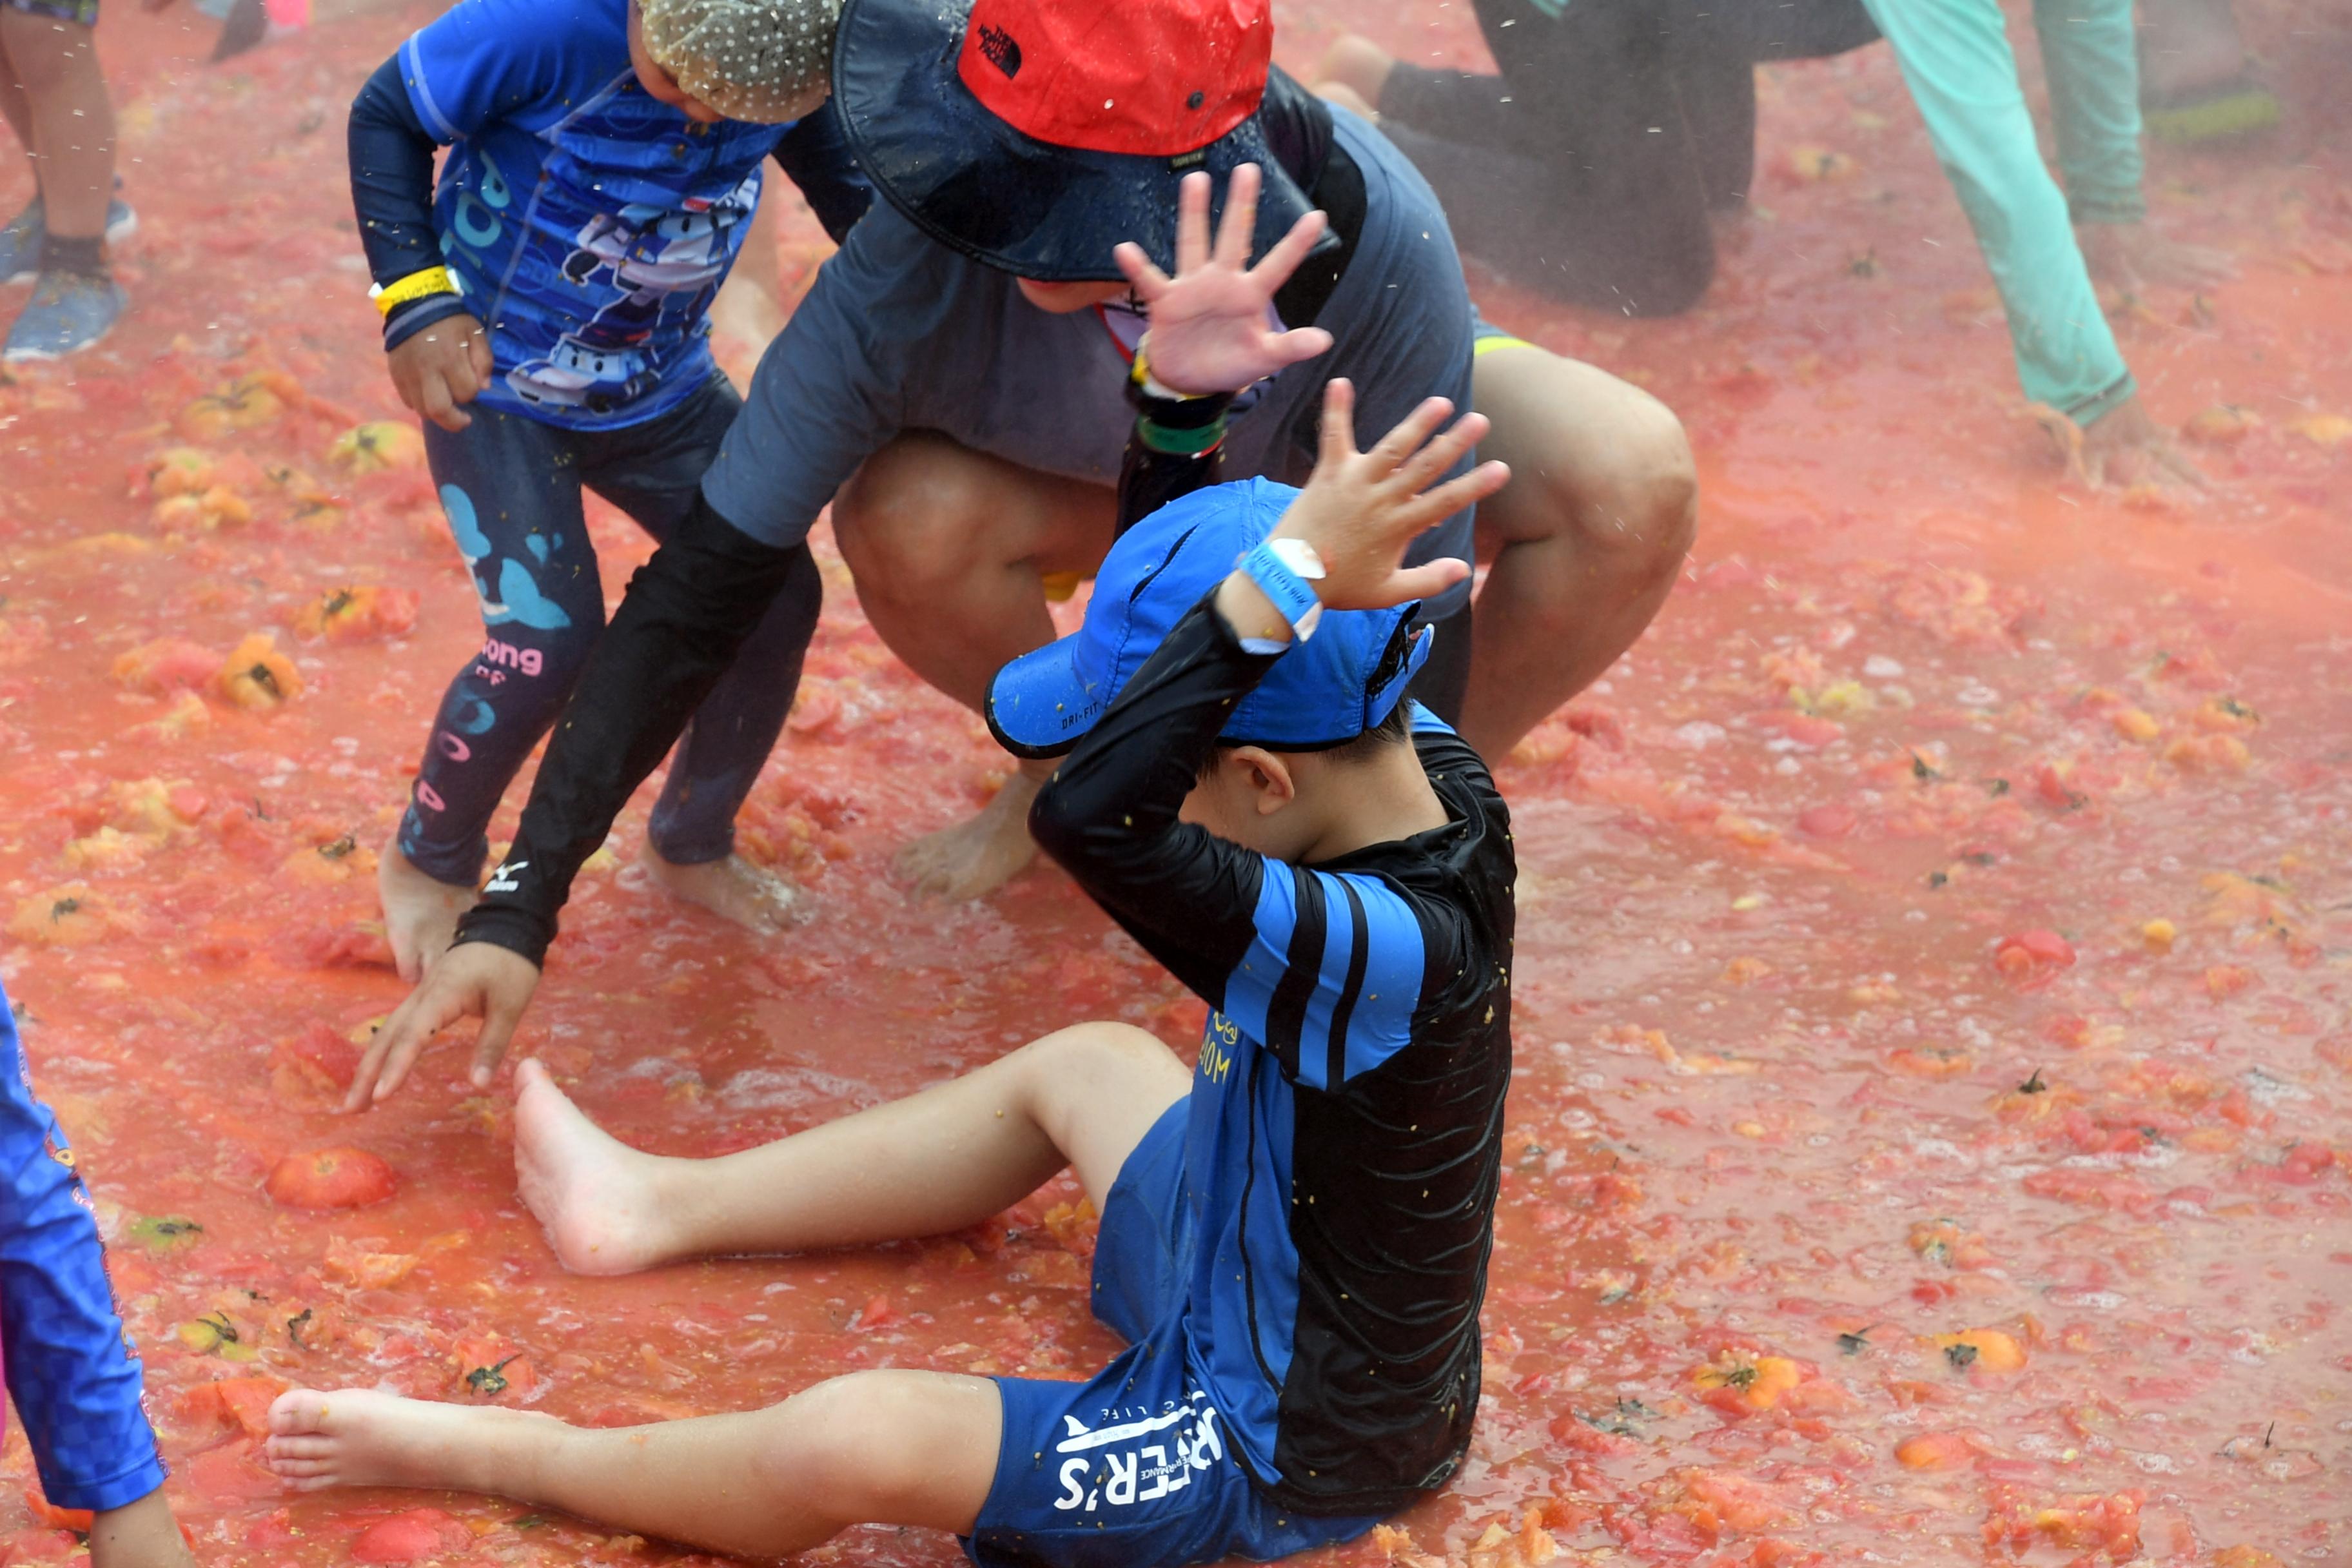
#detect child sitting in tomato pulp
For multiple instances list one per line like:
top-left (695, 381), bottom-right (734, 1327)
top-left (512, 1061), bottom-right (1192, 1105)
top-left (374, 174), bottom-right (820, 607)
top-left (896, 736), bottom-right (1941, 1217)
top-left (348, 0), bottom-right (867, 980)
top-left (262, 168), bottom-right (1519, 1567)
top-left (0, 974), bottom-right (195, 1568)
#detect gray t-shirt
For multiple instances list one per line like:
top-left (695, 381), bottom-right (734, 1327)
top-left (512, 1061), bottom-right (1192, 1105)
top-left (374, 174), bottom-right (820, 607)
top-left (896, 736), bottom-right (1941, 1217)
top-left (702, 110), bottom-right (1478, 618)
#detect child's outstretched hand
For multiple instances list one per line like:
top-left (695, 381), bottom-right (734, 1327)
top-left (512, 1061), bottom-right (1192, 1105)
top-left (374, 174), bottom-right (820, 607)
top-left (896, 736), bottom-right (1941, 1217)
top-left (1268, 378), bottom-right (1507, 612)
top-left (388, 311), bottom-right (492, 432)
top-left (1113, 164), bottom-right (1333, 397)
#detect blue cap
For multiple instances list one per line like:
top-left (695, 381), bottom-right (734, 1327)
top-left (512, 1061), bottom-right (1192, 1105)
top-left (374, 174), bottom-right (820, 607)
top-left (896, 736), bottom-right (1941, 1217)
top-left (987, 477), bottom-right (1432, 759)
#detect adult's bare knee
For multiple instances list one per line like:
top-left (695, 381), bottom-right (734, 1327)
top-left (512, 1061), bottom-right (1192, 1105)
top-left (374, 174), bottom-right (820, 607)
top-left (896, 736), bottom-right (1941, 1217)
top-left (832, 437), bottom-right (994, 601)
top-left (1571, 394), bottom-right (1698, 584)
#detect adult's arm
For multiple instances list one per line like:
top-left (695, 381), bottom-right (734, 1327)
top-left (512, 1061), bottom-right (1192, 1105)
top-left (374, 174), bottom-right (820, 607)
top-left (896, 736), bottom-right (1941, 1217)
top-left (1857, 0), bottom-right (2135, 424)
top-left (0, 997), bottom-right (168, 1513)
top-left (451, 507), bottom-right (819, 966)
top-left (452, 223), bottom-right (916, 963)
top-left (2032, 0), bottom-right (2146, 226)
top-left (1116, 384), bottom-right (1239, 533)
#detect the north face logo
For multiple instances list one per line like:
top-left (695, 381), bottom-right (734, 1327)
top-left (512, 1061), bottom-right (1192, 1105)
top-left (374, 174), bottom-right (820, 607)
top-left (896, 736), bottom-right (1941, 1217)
top-left (977, 23), bottom-right (1021, 77)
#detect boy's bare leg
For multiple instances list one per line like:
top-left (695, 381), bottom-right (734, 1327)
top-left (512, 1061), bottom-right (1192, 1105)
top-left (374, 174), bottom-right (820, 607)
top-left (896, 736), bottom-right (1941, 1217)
top-left (0, 11), bottom-right (112, 242)
top-left (515, 1021), bottom-right (1188, 1275)
top-left (831, 431), bottom-right (1117, 900)
top-left (1458, 344), bottom-right (1696, 756)
top-left (267, 1370), bottom-right (1001, 1559)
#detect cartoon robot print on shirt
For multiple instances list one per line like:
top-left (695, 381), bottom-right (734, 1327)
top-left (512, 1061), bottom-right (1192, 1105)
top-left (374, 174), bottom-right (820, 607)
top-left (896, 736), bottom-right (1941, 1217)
top-left (507, 169), bottom-right (761, 415)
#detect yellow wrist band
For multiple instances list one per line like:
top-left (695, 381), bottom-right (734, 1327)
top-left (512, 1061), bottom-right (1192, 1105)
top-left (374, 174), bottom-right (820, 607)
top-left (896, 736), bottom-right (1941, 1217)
top-left (371, 266), bottom-right (459, 317)
top-left (1130, 335), bottom-right (1208, 402)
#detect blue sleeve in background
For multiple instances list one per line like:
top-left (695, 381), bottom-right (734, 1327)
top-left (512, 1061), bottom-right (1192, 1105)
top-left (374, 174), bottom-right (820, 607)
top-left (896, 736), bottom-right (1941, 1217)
top-left (0, 979), bottom-right (167, 1514)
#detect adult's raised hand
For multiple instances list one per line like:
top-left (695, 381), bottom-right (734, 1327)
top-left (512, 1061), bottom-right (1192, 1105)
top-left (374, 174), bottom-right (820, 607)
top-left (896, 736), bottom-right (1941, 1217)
top-left (1113, 164), bottom-right (1333, 397)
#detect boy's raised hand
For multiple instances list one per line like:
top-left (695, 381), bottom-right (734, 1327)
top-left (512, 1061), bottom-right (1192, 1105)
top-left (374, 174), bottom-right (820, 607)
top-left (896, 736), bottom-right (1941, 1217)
top-left (388, 311), bottom-right (493, 432)
top-left (1271, 379), bottom-right (1507, 612)
top-left (1113, 164), bottom-right (1333, 397)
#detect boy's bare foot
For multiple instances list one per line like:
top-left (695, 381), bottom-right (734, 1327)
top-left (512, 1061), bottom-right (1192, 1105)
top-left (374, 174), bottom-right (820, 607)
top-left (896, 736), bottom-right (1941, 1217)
top-left (892, 773), bottom-right (1041, 901)
top-left (513, 1059), bottom-right (676, 1276)
top-left (378, 839), bottom-right (478, 983)
top-left (636, 848), bottom-right (811, 935)
top-left (265, 1387), bottom-right (553, 1494)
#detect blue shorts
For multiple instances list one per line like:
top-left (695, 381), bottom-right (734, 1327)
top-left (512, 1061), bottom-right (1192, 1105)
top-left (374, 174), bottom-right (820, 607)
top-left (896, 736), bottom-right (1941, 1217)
top-left (965, 1105), bottom-right (1383, 1568)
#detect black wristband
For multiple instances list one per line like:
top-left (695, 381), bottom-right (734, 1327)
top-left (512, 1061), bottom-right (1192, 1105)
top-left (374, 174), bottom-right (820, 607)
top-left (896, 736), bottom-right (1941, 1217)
top-left (1124, 380), bottom-right (1235, 431)
top-left (451, 905), bottom-right (553, 971)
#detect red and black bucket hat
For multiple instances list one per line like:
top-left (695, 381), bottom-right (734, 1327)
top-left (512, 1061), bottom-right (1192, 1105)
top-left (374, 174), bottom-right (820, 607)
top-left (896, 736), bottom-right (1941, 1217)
top-left (832, 0), bottom-right (1329, 281)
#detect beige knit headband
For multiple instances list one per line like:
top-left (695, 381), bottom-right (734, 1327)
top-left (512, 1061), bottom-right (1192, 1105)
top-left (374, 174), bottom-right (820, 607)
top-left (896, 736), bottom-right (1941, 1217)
top-left (640, 0), bottom-right (838, 124)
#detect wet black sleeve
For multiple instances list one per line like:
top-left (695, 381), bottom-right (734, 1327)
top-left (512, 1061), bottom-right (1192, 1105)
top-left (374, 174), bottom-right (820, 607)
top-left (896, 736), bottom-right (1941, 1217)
top-left (1028, 594), bottom-right (1281, 999)
top-left (452, 497), bottom-right (822, 966)
top-left (348, 57), bottom-right (469, 350)
top-left (1116, 384), bottom-right (1236, 536)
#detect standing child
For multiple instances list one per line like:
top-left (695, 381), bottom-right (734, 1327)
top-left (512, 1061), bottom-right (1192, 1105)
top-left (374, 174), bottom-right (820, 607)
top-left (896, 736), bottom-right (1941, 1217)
top-left (0, 0), bottom-right (164, 360)
top-left (348, 0), bottom-right (867, 979)
top-left (261, 189), bottom-right (1518, 1563)
top-left (0, 974), bottom-right (195, 1568)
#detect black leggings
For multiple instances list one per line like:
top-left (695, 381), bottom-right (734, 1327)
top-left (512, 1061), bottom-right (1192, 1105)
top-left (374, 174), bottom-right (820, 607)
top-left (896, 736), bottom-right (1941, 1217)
top-left (1379, 0), bottom-right (1879, 316)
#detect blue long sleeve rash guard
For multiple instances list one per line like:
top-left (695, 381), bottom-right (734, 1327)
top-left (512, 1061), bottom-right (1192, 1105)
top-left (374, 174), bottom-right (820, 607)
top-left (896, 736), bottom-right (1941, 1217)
top-left (0, 977), bottom-right (167, 1514)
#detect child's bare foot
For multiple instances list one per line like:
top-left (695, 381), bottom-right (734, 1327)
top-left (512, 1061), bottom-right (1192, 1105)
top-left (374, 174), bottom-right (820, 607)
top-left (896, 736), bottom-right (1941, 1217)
top-left (513, 1059), bottom-right (676, 1275)
top-left (636, 848), bottom-right (812, 935)
top-left (378, 839), bottom-right (478, 983)
top-left (892, 773), bottom-right (1041, 901)
top-left (265, 1387), bottom-right (555, 1494)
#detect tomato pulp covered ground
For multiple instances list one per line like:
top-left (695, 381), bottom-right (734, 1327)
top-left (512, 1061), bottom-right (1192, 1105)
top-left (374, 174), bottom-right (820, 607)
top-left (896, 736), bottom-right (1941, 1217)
top-left (0, 0), bottom-right (2347, 1563)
